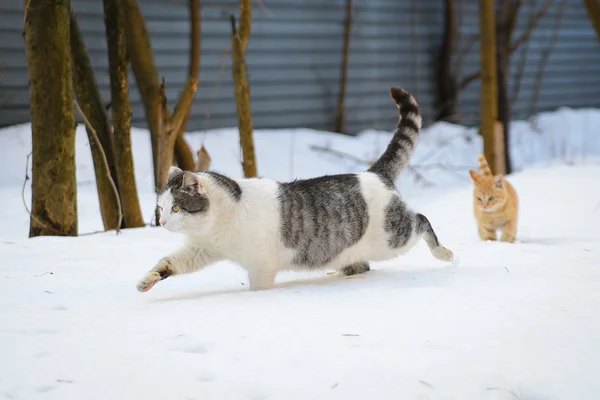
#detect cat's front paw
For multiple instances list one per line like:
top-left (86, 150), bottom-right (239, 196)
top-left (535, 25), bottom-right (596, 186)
top-left (136, 271), bottom-right (161, 292)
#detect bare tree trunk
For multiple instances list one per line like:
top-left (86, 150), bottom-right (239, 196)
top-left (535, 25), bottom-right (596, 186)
top-left (174, 0), bottom-right (201, 171)
top-left (478, 0), bottom-right (504, 175)
top-left (70, 9), bottom-right (122, 231)
top-left (24, 0), bottom-right (77, 237)
top-left (121, 0), bottom-right (161, 179)
top-left (122, 0), bottom-right (199, 186)
top-left (174, 137), bottom-right (196, 170)
top-left (583, 0), bottom-right (600, 41)
top-left (231, 10), bottom-right (257, 178)
top-left (436, 0), bottom-right (459, 122)
top-left (103, 0), bottom-right (144, 228)
top-left (495, 0), bottom-right (521, 175)
top-left (334, 0), bottom-right (352, 133)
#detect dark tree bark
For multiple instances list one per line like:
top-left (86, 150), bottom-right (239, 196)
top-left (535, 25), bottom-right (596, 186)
top-left (70, 9), bottom-right (122, 231)
top-left (334, 0), bottom-right (352, 133)
top-left (231, 12), bottom-right (257, 178)
top-left (103, 0), bottom-right (145, 228)
top-left (436, 0), bottom-right (459, 122)
top-left (24, 0), bottom-right (77, 237)
top-left (583, 0), bottom-right (600, 41)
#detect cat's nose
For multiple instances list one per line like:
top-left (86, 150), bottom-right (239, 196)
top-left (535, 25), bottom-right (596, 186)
top-left (160, 220), bottom-right (166, 226)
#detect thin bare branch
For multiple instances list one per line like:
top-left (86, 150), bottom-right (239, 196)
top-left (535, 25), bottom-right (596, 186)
top-left (511, 0), bottom-right (538, 105)
top-left (255, 0), bottom-right (275, 16)
top-left (455, 33), bottom-right (479, 79)
top-left (204, 44), bottom-right (231, 130)
top-left (239, 0), bottom-right (252, 52)
top-left (74, 100), bottom-right (122, 234)
top-left (459, 71), bottom-right (480, 90)
top-left (509, 0), bottom-right (554, 52)
top-left (459, 0), bottom-right (553, 92)
top-left (171, 76), bottom-right (199, 137)
top-left (528, 0), bottom-right (565, 116)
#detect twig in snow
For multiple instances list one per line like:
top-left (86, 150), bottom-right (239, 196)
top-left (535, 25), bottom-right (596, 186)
top-left (486, 386), bottom-right (523, 400)
top-left (74, 99), bottom-right (123, 234)
top-left (419, 380), bottom-right (435, 389)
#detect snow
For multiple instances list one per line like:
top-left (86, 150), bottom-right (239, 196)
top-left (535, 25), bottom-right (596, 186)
top-left (1, 107), bottom-right (600, 399)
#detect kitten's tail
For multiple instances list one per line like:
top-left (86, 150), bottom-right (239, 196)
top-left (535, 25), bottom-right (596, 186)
top-left (477, 154), bottom-right (492, 176)
top-left (368, 87), bottom-right (422, 182)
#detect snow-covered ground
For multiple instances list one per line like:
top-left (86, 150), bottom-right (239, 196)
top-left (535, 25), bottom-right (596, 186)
top-left (1, 108), bottom-right (600, 399)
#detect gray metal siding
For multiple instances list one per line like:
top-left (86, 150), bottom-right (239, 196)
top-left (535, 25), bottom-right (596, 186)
top-left (0, 0), bottom-right (598, 134)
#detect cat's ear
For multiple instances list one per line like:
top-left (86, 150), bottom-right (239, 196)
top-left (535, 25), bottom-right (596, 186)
top-left (168, 165), bottom-right (183, 177)
top-left (182, 172), bottom-right (208, 193)
top-left (469, 170), bottom-right (481, 183)
top-left (494, 174), bottom-right (504, 188)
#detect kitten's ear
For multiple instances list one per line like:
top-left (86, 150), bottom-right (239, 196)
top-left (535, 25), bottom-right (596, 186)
top-left (494, 174), bottom-right (504, 188)
top-left (168, 165), bottom-right (183, 177)
top-left (469, 170), bottom-right (481, 182)
top-left (182, 172), bottom-right (208, 193)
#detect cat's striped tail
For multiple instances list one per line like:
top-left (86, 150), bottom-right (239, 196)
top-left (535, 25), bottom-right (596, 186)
top-left (368, 87), bottom-right (422, 182)
top-left (477, 154), bottom-right (492, 176)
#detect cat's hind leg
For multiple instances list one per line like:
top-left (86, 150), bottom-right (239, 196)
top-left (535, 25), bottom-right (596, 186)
top-left (341, 261), bottom-right (371, 276)
top-left (416, 214), bottom-right (454, 262)
top-left (247, 267), bottom-right (278, 291)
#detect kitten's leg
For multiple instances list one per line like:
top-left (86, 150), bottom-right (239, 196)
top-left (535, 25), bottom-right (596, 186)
top-left (500, 220), bottom-right (517, 243)
top-left (341, 262), bottom-right (371, 276)
top-left (136, 246), bottom-right (218, 292)
top-left (416, 214), bottom-right (454, 261)
top-left (477, 224), bottom-right (497, 241)
top-left (247, 267), bottom-right (278, 291)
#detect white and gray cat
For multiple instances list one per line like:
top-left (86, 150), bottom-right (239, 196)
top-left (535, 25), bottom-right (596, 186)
top-left (137, 86), bottom-right (454, 293)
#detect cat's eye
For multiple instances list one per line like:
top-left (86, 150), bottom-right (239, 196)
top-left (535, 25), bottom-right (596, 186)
top-left (171, 205), bottom-right (181, 213)
top-left (489, 196), bottom-right (495, 201)
top-left (477, 197), bottom-right (482, 202)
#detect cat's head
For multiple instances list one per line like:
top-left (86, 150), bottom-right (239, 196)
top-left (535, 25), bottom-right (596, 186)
top-left (469, 170), bottom-right (507, 211)
top-left (157, 166), bottom-right (215, 235)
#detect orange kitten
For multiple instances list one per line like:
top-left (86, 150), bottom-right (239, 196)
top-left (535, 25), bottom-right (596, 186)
top-left (469, 155), bottom-right (519, 243)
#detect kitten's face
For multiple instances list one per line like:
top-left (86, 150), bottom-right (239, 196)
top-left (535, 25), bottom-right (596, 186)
top-left (158, 168), bottom-right (214, 235)
top-left (469, 170), bottom-right (506, 212)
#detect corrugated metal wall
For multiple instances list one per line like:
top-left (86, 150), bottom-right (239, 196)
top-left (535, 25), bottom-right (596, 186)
top-left (0, 0), bottom-right (598, 134)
